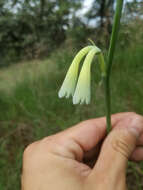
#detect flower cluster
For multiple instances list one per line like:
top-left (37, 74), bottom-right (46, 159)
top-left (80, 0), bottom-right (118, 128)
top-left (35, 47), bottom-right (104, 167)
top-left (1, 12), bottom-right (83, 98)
top-left (58, 45), bottom-right (105, 104)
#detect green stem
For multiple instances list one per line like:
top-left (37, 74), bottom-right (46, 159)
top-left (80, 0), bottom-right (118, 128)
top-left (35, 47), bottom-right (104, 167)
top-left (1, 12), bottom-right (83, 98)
top-left (104, 76), bottom-right (111, 133)
top-left (105, 0), bottom-right (124, 133)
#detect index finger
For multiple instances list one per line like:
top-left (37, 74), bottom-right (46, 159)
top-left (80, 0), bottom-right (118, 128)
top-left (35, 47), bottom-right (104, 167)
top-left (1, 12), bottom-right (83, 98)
top-left (59, 112), bottom-right (131, 152)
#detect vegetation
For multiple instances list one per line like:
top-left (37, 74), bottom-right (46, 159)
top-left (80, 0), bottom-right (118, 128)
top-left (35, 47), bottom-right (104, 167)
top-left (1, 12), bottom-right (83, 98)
top-left (0, 40), bottom-right (143, 189)
top-left (0, 0), bottom-right (142, 65)
top-left (0, 0), bottom-right (82, 64)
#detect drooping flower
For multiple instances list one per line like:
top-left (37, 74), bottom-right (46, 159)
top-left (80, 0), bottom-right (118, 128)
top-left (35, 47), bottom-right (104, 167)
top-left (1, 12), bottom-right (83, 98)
top-left (73, 47), bottom-right (101, 104)
top-left (58, 46), bottom-right (93, 98)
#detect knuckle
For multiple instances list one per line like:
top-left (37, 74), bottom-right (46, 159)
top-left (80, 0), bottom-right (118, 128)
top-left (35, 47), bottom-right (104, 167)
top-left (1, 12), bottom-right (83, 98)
top-left (41, 136), bottom-right (54, 143)
top-left (112, 138), bottom-right (130, 158)
top-left (112, 132), bottom-right (134, 158)
top-left (23, 142), bottom-right (40, 170)
top-left (128, 112), bottom-right (143, 122)
top-left (130, 113), bottom-right (143, 127)
top-left (126, 112), bottom-right (138, 120)
top-left (125, 112), bottom-right (143, 131)
top-left (128, 111), bottom-right (137, 116)
top-left (23, 136), bottom-right (54, 157)
top-left (23, 142), bottom-right (36, 158)
top-left (41, 136), bottom-right (57, 148)
top-left (134, 113), bottom-right (143, 122)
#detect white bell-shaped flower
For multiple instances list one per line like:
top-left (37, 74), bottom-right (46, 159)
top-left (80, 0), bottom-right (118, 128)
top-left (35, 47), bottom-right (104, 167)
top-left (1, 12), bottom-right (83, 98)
top-left (73, 47), bottom-right (101, 104)
top-left (58, 46), bottom-right (93, 98)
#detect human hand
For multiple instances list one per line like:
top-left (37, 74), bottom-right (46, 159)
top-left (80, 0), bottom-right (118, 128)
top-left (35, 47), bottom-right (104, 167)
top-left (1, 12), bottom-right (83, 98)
top-left (21, 112), bottom-right (143, 190)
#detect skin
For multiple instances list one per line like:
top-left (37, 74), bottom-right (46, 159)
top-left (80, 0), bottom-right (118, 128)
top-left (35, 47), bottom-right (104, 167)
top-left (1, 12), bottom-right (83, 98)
top-left (22, 112), bottom-right (143, 190)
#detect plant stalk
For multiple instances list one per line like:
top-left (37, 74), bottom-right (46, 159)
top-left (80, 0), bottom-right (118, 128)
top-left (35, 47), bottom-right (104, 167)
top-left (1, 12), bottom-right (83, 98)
top-left (105, 0), bottom-right (124, 133)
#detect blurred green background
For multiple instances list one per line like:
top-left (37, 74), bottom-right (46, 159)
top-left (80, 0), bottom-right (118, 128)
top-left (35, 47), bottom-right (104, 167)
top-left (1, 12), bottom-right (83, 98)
top-left (0, 0), bottom-right (143, 189)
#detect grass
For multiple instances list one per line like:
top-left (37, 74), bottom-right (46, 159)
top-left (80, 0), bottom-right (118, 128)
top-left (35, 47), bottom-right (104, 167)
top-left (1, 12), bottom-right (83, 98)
top-left (0, 44), bottom-right (143, 189)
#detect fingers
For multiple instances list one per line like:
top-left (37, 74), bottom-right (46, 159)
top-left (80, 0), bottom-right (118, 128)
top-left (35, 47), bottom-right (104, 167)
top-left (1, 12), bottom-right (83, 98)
top-left (64, 118), bottom-right (106, 151)
top-left (88, 113), bottom-right (143, 182)
top-left (24, 112), bottom-right (143, 166)
top-left (45, 117), bottom-right (107, 161)
top-left (131, 133), bottom-right (143, 161)
top-left (137, 133), bottom-right (143, 145)
top-left (131, 147), bottom-right (143, 161)
top-left (67, 112), bottom-right (142, 164)
top-left (24, 112), bottom-right (130, 163)
top-left (62, 112), bottom-right (132, 152)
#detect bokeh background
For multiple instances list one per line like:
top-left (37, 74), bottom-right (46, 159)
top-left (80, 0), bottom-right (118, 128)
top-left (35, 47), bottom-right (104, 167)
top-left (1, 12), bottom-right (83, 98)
top-left (0, 0), bottom-right (143, 189)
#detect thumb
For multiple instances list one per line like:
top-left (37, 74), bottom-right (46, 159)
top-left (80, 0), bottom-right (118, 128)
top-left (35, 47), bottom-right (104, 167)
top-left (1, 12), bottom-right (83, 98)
top-left (88, 113), bottom-right (143, 187)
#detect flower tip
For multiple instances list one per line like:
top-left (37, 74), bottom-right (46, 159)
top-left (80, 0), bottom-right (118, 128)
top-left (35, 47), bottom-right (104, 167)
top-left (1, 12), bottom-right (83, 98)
top-left (85, 100), bottom-right (90, 105)
top-left (65, 93), bottom-right (70, 99)
top-left (72, 96), bottom-right (79, 105)
top-left (58, 90), bottom-right (64, 98)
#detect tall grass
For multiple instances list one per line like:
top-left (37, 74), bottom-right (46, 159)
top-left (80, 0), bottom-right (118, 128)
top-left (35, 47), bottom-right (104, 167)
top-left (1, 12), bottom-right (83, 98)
top-left (0, 44), bottom-right (143, 189)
